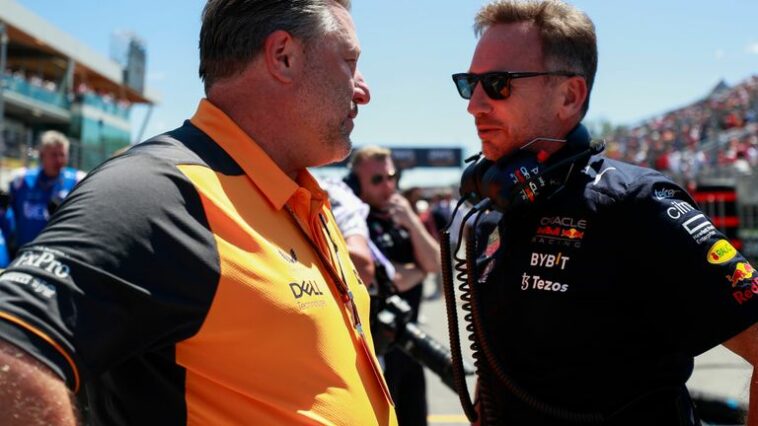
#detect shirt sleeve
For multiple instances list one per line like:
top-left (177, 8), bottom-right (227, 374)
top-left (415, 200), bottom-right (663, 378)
top-left (633, 176), bottom-right (758, 356)
top-left (320, 178), bottom-right (370, 239)
top-left (0, 151), bottom-right (220, 391)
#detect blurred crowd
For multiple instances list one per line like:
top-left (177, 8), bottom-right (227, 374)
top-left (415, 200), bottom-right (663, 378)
top-left (604, 75), bottom-right (758, 184)
top-left (2, 68), bottom-right (132, 111)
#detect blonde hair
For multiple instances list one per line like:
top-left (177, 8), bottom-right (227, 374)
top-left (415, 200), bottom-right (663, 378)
top-left (39, 130), bottom-right (70, 151)
top-left (475, 0), bottom-right (597, 117)
top-left (348, 145), bottom-right (392, 170)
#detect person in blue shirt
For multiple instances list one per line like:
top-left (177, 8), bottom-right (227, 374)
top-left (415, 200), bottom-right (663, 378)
top-left (0, 192), bottom-right (12, 268)
top-left (7, 130), bottom-right (85, 251)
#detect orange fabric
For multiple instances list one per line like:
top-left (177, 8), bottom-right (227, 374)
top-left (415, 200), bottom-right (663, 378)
top-left (177, 100), bottom-right (395, 425)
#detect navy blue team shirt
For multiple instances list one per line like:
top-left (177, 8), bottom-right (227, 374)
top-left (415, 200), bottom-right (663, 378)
top-left (472, 153), bottom-right (758, 424)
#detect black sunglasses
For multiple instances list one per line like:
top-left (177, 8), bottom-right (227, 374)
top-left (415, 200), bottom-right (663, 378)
top-left (451, 70), bottom-right (582, 100)
top-left (370, 171), bottom-right (398, 186)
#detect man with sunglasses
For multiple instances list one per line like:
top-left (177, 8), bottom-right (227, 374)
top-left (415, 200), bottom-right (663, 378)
top-left (347, 145), bottom-right (441, 426)
top-left (451, 1), bottom-right (758, 425)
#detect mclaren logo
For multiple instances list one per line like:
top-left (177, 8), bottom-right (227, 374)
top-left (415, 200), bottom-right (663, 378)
top-left (289, 280), bottom-right (325, 299)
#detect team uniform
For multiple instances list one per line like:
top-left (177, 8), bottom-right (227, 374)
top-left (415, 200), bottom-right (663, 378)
top-left (0, 100), bottom-right (396, 425)
top-left (473, 151), bottom-right (758, 425)
top-left (8, 166), bottom-right (85, 247)
top-left (368, 211), bottom-right (428, 426)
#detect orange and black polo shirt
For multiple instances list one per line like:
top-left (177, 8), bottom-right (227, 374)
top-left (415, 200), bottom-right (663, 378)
top-left (0, 100), bottom-right (396, 425)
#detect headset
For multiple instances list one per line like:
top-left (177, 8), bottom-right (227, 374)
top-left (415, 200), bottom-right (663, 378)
top-left (443, 123), bottom-right (610, 424)
top-left (459, 123), bottom-right (604, 213)
top-left (343, 159), bottom-right (402, 198)
top-left (343, 170), bottom-right (362, 196)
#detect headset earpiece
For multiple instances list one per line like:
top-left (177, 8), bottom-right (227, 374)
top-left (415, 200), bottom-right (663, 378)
top-left (343, 171), bottom-right (362, 196)
top-left (459, 123), bottom-right (602, 214)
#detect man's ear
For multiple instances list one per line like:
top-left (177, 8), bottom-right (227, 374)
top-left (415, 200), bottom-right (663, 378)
top-left (263, 30), bottom-right (306, 83)
top-left (557, 76), bottom-right (588, 121)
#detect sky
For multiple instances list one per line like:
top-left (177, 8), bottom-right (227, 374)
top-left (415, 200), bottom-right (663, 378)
top-left (11, 0), bottom-right (758, 186)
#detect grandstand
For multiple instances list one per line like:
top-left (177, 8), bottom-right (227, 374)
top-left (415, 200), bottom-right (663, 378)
top-left (0, 0), bottom-right (156, 183)
top-left (603, 74), bottom-right (758, 262)
top-left (603, 75), bottom-right (758, 185)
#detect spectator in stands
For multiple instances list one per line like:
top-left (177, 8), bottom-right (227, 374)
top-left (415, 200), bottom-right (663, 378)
top-left (602, 74), bottom-right (758, 181)
top-left (7, 130), bottom-right (85, 252)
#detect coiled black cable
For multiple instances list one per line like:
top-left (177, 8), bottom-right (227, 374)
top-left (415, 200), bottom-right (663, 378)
top-left (440, 221), bottom-right (478, 421)
top-left (460, 210), bottom-right (605, 424)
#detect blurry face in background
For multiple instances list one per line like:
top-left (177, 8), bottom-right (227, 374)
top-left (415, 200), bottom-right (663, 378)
top-left (355, 157), bottom-right (398, 210)
top-left (40, 144), bottom-right (68, 178)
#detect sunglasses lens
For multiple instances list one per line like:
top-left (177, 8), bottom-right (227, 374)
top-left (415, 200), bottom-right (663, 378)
top-left (454, 75), bottom-right (475, 99)
top-left (482, 74), bottom-right (509, 100)
top-left (370, 172), bottom-right (398, 186)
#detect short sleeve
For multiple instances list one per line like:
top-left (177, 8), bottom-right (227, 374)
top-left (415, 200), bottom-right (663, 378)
top-left (320, 178), bottom-right (370, 238)
top-left (633, 176), bottom-right (758, 356)
top-left (0, 151), bottom-right (220, 391)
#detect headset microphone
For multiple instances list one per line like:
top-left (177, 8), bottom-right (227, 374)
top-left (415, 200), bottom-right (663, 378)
top-left (458, 123), bottom-right (605, 213)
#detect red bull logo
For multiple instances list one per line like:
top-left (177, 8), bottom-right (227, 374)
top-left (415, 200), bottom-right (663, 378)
top-left (536, 226), bottom-right (561, 236)
top-left (726, 262), bottom-right (755, 288)
top-left (733, 277), bottom-right (758, 305)
top-left (561, 228), bottom-right (585, 240)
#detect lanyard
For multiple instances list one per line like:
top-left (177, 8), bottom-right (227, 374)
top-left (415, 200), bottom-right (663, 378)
top-left (284, 204), bottom-right (396, 406)
top-left (284, 205), bottom-right (364, 336)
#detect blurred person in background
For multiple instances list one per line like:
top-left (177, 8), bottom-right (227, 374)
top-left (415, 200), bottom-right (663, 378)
top-left (347, 145), bottom-right (441, 426)
top-left (6, 130), bottom-right (84, 252)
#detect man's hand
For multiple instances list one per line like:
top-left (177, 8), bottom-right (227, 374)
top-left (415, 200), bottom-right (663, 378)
top-left (0, 338), bottom-right (78, 426)
top-left (387, 193), bottom-right (417, 230)
top-left (387, 193), bottom-right (441, 275)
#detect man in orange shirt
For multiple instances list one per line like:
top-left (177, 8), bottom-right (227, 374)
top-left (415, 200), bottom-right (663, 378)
top-left (0, 1), bottom-right (396, 425)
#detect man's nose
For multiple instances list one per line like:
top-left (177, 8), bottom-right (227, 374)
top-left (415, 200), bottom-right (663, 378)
top-left (466, 81), bottom-right (492, 116)
top-left (353, 70), bottom-right (371, 105)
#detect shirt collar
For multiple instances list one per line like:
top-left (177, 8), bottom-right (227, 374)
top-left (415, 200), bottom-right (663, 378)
top-left (189, 99), bottom-right (327, 211)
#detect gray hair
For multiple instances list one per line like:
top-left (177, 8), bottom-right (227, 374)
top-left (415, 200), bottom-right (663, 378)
top-left (199, 0), bottom-right (351, 91)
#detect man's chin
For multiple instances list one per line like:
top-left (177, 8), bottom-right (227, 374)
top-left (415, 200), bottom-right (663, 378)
top-left (317, 138), bottom-right (352, 166)
top-left (481, 144), bottom-right (502, 161)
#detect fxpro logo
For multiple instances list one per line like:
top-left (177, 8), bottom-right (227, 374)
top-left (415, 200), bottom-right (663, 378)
top-left (12, 249), bottom-right (70, 279)
top-left (289, 280), bottom-right (325, 299)
top-left (520, 273), bottom-right (569, 293)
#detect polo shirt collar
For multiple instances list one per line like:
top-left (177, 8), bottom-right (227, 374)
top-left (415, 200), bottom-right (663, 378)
top-left (189, 99), bottom-right (327, 211)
